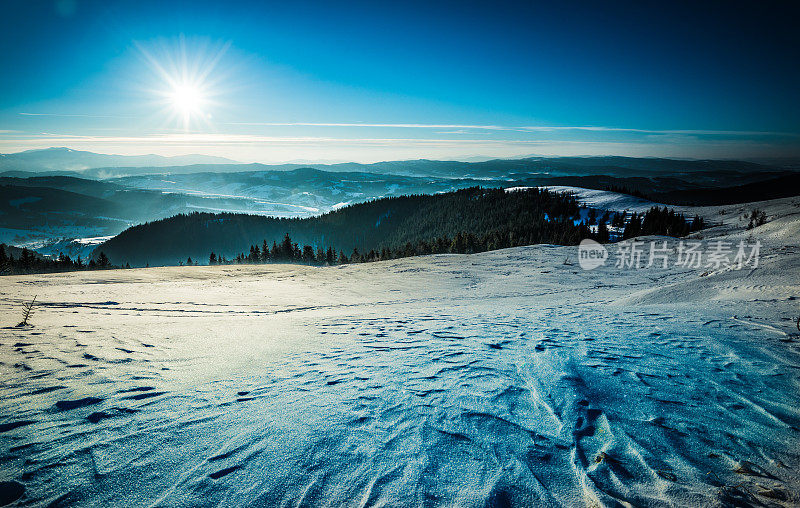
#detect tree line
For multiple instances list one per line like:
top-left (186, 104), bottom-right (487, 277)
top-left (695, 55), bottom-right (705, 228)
top-left (0, 245), bottom-right (118, 275)
top-left (209, 206), bottom-right (704, 267)
top-left (2, 187), bottom-right (707, 274)
top-left (107, 188), bottom-right (708, 267)
top-left (97, 186), bottom-right (591, 266)
top-left (620, 207), bottom-right (705, 239)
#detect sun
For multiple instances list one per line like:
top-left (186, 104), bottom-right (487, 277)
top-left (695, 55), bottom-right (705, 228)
top-left (162, 81), bottom-right (208, 130)
top-left (169, 84), bottom-right (204, 116)
top-left (137, 36), bottom-right (231, 131)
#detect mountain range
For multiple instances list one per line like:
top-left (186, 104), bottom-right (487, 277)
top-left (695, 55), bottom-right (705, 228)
top-left (0, 147), bottom-right (237, 174)
top-left (1, 148), bottom-right (799, 261)
top-left (3, 147), bottom-right (797, 180)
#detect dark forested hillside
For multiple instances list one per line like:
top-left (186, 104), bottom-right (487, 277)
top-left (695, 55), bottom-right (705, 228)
top-left (96, 187), bottom-right (589, 266)
top-left (2, 160), bottom-right (795, 259)
top-left (95, 187), bottom-right (704, 267)
top-left (646, 173), bottom-right (800, 205)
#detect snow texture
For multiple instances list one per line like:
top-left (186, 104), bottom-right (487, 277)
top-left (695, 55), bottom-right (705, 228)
top-left (1, 195), bottom-right (799, 506)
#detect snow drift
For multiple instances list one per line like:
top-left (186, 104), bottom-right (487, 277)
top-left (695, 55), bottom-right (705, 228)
top-left (1, 196), bottom-right (799, 506)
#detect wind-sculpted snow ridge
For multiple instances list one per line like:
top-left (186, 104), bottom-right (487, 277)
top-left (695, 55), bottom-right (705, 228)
top-left (1, 197), bottom-right (799, 506)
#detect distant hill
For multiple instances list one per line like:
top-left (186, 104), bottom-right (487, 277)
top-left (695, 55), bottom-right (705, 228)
top-left (2, 155), bottom-right (799, 259)
top-left (0, 147), bottom-right (238, 173)
top-left (107, 167), bottom-right (488, 209)
top-left (306, 156), bottom-right (789, 179)
top-left (0, 170), bottom-right (78, 178)
top-left (2, 148), bottom-right (792, 180)
top-left (0, 175), bottom-right (125, 198)
top-left (0, 184), bottom-right (122, 218)
top-left (0, 243), bottom-right (45, 260)
top-left (94, 184), bottom-right (709, 268)
top-left (0, 183), bottom-right (130, 246)
top-left (86, 156), bottom-right (791, 180)
top-left (94, 187), bottom-right (588, 266)
top-left (648, 173), bottom-right (800, 205)
top-left (0, 177), bottom-right (304, 248)
top-left (0, 170), bottom-right (488, 251)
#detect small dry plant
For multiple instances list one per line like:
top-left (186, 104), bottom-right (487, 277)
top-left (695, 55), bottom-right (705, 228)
top-left (17, 296), bottom-right (36, 327)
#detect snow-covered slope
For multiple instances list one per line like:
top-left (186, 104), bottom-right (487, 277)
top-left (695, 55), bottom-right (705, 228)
top-left (0, 197), bottom-right (799, 506)
top-left (542, 185), bottom-right (660, 213)
top-left (507, 185), bottom-right (661, 215)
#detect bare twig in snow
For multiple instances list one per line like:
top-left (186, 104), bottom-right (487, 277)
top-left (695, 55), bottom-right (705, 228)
top-left (17, 296), bottom-right (36, 327)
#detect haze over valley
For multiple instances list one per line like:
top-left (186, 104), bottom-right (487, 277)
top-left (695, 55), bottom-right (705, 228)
top-left (2, 148), bottom-right (799, 261)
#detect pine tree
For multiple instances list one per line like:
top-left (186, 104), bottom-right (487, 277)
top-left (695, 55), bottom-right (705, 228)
top-left (20, 248), bottom-right (34, 271)
top-left (597, 222), bottom-right (610, 243)
top-left (279, 234), bottom-right (293, 260)
top-left (451, 232), bottom-right (466, 253)
top-left (302, 245), bottom-right (315, 264)
top-left (248, 245), bottom-right (260, 263)
top-left (97, 252), bottom-right (111, 268)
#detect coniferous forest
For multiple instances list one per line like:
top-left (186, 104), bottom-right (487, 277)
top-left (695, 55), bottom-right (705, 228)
top-left (0, 188), bottom-right (706, 274)
top-left (92, 187), bottom-right (704, 268)
top-left (0, 244), bottom-right (117, 275)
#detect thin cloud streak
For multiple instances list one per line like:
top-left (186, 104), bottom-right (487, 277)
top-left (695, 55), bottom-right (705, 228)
top-left (0, 133), bottom-right (637, 146)
top-left (227, 122), bottom-right (799, 138)
top-left (20, 117), bottom-right (799, 137)
top-left (229, 122), bottom-right (514, 131)
top-left (19, 112), bottom-right (139, 118)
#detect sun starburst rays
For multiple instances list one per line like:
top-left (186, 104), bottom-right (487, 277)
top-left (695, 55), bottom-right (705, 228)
top-left (136, 36), bottom-right (231, 132)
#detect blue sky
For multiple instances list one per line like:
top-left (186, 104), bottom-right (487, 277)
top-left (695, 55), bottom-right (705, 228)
top-left (1, 0), bottom-right (798, 162)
